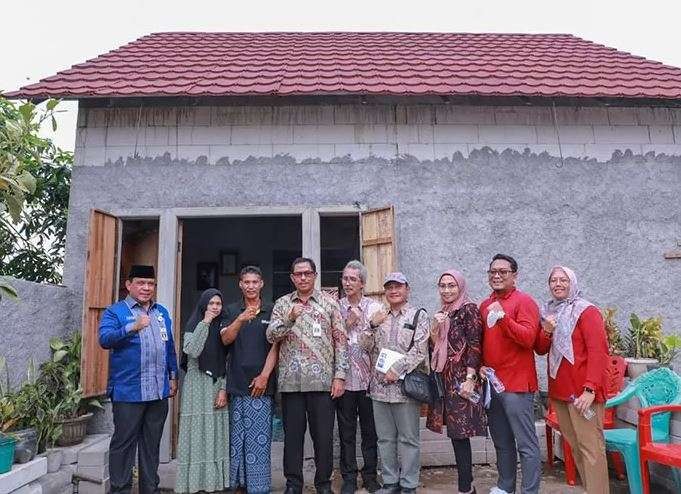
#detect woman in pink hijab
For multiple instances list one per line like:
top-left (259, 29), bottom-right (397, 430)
top-left (426, 269), bottom-right (486, 494)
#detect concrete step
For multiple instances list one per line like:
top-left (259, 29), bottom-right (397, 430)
top-left (0, 457), bottom-right (47, 494)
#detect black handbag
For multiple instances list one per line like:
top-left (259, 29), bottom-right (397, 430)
top-left (400, 308), bottom-right (445, 404)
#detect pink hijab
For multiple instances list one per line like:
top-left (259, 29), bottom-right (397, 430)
top-left (431, 269), bottom-right (473, 372)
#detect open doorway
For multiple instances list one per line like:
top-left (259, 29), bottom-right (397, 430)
top-left (117, 219), bottom-right (159, 300)
top-left (320, 215), bottom-right (360, 298)
top-left (179, 215), bottom-right (303, 328)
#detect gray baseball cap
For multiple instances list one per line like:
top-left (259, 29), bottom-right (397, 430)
top-left (383, 272), bottom-right (409, 286)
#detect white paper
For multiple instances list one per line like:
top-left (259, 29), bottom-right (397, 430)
top-left (375, 348), bottom-right (404, 375)
top-left (486, 310), bottom-right (504, 328)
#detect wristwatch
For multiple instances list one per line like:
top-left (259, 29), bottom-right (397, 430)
top-left (583, 386), bottom-right (595, 394)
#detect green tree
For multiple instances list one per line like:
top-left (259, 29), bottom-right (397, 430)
top-left (0, 96), bottom-right (72, 294)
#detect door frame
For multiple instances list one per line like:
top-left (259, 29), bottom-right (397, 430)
top-left (108, 205), bottom-right (363, 460)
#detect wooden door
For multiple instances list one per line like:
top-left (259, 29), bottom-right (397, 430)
top-left (360, 206), bottom-right (396, 301)
top-left (81, 210), bottom-right (120, 397)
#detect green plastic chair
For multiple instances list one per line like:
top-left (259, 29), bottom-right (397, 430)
top-left (604, 367), bottom-right (681, 494)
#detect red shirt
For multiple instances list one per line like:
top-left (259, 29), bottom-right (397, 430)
top-left (480, 288), bottom-right (541, 392)
top-left (535, 305), bottom-right (609, 402)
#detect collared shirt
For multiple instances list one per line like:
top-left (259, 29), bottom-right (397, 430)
top-left (360, 303), bottom-right (429, 403)
top-left (224, 301), bottom-right (275, 396)
top-left (123, 296), bottom-right (168, 401)
top-left (266, 290), bottom-right (348, 393)
top-left (480, 288), bottom-right (541, 393)
top-left (339, 296), bottom-right (382, 391)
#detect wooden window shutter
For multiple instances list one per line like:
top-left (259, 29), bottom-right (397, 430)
top-left (360, 206), bottom-right (396, 301)
top-left (80, 209), bottom-right (119, 397)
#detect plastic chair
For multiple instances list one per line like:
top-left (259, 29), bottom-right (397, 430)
top-left (639, 404), bottom-right (681, 494)
top-left (545, 355), bottom-right (627, 485)
top-left (604, 367), bottom-right (681, 494)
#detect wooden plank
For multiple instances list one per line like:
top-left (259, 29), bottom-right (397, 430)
top-left (81, 210), bottom-right (119, 398)
top-left (361, 236), bottom-right (393, 247)
top-left (361, 206), bottom-right (396, 302)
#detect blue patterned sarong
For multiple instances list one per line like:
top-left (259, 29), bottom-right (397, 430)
top-left (229, 396), bottom-right (273, 494)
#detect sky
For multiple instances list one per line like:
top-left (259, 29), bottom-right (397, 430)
top-left (3, 0), bottom-right (681, 152)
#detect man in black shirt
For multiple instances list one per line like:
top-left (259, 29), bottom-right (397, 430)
top-left (221, 265), bottom-right (278, 494)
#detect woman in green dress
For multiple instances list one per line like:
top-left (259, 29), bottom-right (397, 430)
top-left (175, 288), bottom-right (230, 493)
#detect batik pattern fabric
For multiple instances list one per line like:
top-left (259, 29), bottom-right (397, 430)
top-left (266, 290), bottom-right (348, 392)
top-left (426, 303), bottom-right (488, 439)
top-left (360, 304), bottom-right (430, 403)
top-left (229, 396), bottom-right (273, 494)
top-left (339, 296), bottom-right (382, 392)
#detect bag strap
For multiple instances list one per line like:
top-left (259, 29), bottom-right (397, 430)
top-left (405, 307), bottom-right (426, 352)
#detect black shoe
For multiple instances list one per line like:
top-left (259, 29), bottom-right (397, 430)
top-left (400, 488), bottom-right (417, 494)
top-left (285, 487), bottom-right (303, 494)
top-left (378, 484), bottom-right (400, 494)
top-left (316, 486), bottom-right (333, 494)
top-left (341, 479), bottom-right (357, 494)
top-left (363, 477), bottom-right (382, 493)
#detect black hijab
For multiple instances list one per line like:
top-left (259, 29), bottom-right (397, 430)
top-left (182, 288), bottom-right (228, 381)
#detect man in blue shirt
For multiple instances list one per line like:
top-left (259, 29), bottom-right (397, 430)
top-left (99, 265), bottom-right (178, 494)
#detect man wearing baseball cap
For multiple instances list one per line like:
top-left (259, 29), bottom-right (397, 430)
top-left (360, 272), bottom-right (429, 494)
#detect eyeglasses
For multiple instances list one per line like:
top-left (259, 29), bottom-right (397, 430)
top-left (437, 283), bottom-right (458, 290)
top-left (487, 269), bottom-right (514, 278)
top-left (292, 271), bottom-right (316, 279)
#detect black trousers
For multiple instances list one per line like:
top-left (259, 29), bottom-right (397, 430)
top-left (110, 399), bottom-right (169, 494)
top-left (336, 390), bottom-right (378, 482)
top-left (451, 437), bottom-right (473, 493)
top-left (281, 391), bottom-right (335, 492)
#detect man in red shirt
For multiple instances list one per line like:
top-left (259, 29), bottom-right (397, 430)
top-left (480, 254), bottom-right (541, 494)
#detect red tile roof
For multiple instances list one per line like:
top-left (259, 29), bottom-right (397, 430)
top-left (7, 32), bottom-right (681, 100)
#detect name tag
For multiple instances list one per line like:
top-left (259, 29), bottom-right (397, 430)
top-left (312, 323), bottom-right (322, 337)
top-left (261, 319), bottom-right (270, 325)
top-left (159, 327), bottom-right (169, 342)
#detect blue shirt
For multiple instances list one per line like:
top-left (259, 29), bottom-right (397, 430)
top-left (98, 296), bottom-right (179, 402)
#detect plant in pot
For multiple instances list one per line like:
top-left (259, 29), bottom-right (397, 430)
top-left (659, 334), bottom-right (681, 369)
top-left (2, 359), bottom-right (42, 464)
top-left (602, 307), bottom-right (626, 356)
top-left (39, 334), bottom-right (102, 447)
top-left (0, 390), bottom-right (18, 474)
top-left (624, 313), bottom-right (665, 378)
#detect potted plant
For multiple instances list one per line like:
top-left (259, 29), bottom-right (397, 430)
top-left (38, 334), bottom-right (102, 446)
top-left (602, 307), bottom-right (626, 356)
top-left (659, 335), bottom-right (681, 368)
top-left (624, 313), bottom-right (665, 378)
top-left (2, 359), bottom-right (40, 464)
top-left (0, 432), bottom-right (16, 474)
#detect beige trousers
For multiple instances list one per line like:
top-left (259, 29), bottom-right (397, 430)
top-left (552, 398), bottom-right (610, 494)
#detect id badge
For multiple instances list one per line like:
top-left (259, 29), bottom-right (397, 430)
top-left (312, 323), bottom-right (322, 337)
top-left (157, 314), bottom-right (168, 341)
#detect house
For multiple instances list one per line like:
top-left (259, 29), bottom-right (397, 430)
top-left (5, 32), bottom-right (681, 470)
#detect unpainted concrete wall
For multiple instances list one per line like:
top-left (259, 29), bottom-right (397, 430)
top-left (0, 277), bottom-right (74, 388)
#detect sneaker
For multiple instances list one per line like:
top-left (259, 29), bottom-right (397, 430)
top-left (378, 484), bottom-right (400, 494)
top-left (489, 488), bottom-right (512, 494)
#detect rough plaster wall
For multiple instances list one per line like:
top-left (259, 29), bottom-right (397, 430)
top-left (0, 277), bottom-right (74, 388)
top-left (64, 148), bottom-right (681, 335)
